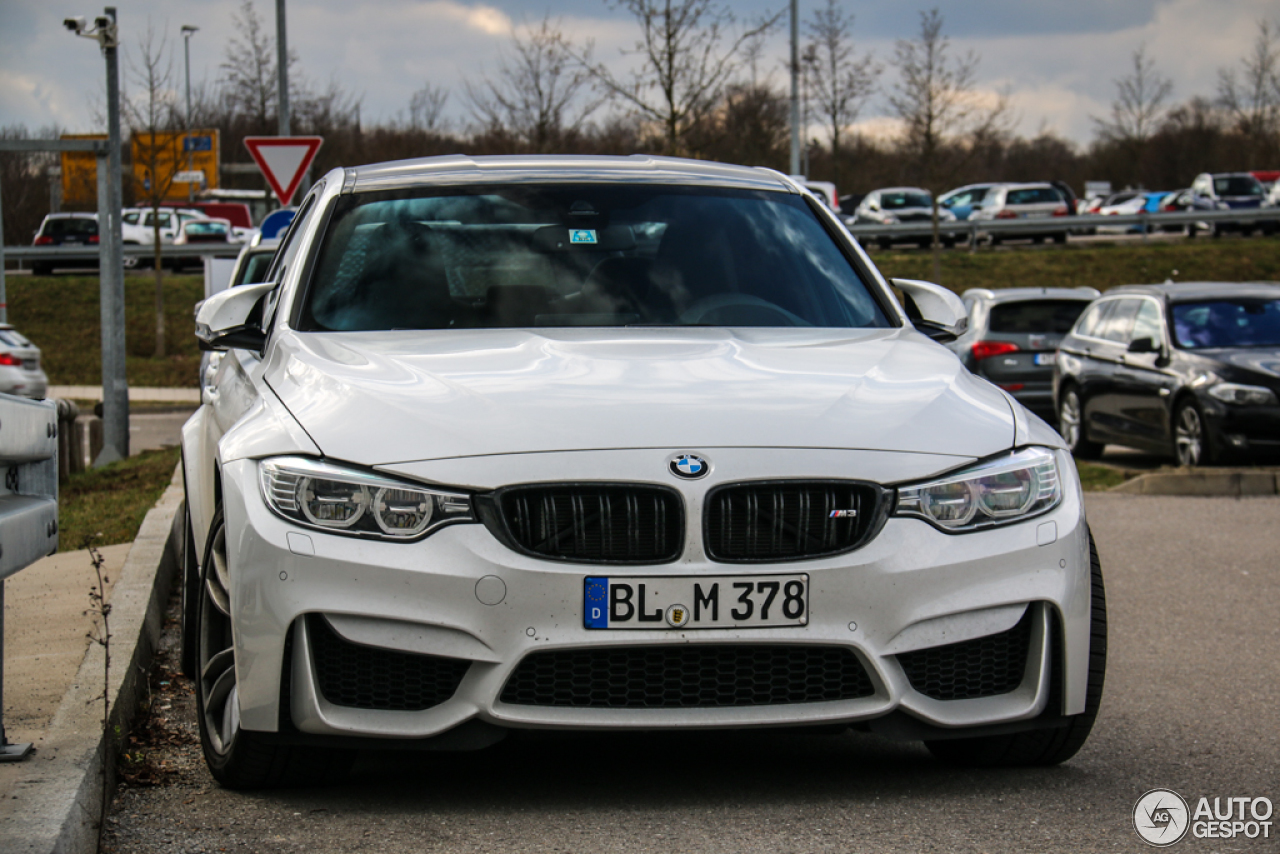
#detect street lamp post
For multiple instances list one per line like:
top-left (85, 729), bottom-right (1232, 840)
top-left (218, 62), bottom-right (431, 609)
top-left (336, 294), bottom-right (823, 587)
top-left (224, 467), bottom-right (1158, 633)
top-left (65, 7), bottom-right (129, 465)
top-left (181, 24), bottom-right (198, 201)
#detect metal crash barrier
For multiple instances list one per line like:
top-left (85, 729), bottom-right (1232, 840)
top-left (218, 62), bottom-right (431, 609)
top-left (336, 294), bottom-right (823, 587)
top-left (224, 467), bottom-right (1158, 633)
top-left (0, 395), bottom-right (59, 762)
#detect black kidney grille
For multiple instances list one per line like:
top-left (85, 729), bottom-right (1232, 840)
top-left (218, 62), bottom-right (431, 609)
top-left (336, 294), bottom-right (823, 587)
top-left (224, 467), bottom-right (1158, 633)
top-left (705, 482), bottom-right (882, 562)
top-left (498, 485), bottom-right (682, 563)
top-left (308, 615), bottom-right (470, 711)
top-left (500, 645), bottom-right (875, 708)
top-left (896, 608), bottom-right (1034, 701)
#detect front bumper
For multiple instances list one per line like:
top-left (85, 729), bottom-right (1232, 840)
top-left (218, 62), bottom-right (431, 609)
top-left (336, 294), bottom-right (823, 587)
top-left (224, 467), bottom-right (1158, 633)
top-left (218, 448), bottom-right (1093, 742)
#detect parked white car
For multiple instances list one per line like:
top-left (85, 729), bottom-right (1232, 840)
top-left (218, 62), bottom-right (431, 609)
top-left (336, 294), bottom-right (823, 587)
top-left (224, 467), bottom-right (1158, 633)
top-left (180, 155), bottom-right (1105, 788)
top-left (121, 207), bottom-right (204, 245)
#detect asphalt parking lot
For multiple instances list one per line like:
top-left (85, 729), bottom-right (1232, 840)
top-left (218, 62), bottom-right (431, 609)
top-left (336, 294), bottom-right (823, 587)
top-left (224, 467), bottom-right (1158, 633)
top-left (99, 492), bottom-right (1279, 853)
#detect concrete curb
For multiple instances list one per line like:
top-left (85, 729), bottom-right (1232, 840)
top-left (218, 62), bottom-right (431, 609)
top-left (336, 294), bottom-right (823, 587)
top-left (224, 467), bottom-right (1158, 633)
top-left (4, 467), bottom-right (182, 854)
top-left (1109, 468), bottom-right (1280, 496)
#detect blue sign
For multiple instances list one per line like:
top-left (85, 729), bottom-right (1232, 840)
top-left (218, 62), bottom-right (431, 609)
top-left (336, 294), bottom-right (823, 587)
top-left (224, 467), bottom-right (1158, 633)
top-left (183, 135), bottom-right (213, 152)
top-left (259, 208), bottom-right (296, 240)
top-left (584, 577), bottom-right (609, 628)
top-left (569, 229), bottom-right (598, 244)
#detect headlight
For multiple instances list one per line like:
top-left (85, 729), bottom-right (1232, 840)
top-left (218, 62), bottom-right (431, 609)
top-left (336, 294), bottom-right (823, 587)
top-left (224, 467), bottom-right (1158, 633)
top-left (895, 447), bottom-right (1062, 532)
top-left (259, 457), bottom-right (475, 540)
top-left (1208, 383), bottom-right (1279, 406)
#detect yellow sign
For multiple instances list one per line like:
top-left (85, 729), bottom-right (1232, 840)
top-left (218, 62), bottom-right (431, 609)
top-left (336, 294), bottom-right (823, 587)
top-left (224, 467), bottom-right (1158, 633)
top-left (60, 134), bottom-right (106, 206)
top-left (130, 129), bottom-right (219, 202)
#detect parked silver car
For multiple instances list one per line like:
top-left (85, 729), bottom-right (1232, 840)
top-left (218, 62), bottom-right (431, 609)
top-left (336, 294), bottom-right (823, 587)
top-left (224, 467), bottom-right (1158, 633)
top-left (969, 183), bottom-right (1071, 245)
top-left (0, 325), bottom-right (49, 399)
top-left (851, 187), bottom-right (957, 249)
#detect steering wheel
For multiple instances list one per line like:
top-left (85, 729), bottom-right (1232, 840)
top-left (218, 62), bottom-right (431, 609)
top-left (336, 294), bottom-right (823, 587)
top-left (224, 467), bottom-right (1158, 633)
top-left (677, 294), bottom-right (812, 327)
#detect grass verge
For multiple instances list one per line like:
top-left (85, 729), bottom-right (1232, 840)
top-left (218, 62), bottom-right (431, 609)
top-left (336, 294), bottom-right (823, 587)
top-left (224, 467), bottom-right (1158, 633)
top-left (9, 273), bottom-right (204, 387)
top-left (871, 237), bottom-right (1280, 294)
top-left (59, 446), bottom-right (181, 553)
top-left (1075, 461), bottom-right (1138, 492)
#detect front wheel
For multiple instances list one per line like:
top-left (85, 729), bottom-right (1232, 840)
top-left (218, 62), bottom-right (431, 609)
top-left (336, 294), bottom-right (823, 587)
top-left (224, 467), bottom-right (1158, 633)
top-left (1173, 399), bottom-right (1215, 467)
top-left (926, 532), bottom-right (1107, 767)
top-left (195, 507), bottom-right (351, 788)
top-left (1059, 388), bottom-right (1103, 459)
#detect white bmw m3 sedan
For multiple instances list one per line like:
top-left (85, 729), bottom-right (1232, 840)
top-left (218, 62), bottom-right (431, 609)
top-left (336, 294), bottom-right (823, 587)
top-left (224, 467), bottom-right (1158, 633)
top-left (180, 155), bottom-right (1105, 788)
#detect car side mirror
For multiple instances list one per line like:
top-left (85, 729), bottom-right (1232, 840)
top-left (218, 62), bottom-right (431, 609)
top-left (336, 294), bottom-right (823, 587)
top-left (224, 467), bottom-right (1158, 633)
top-left (1127, 337), bottom-right (1158, 354)
top-left (195, 280), bottom-right (273, 352)
top-left (891, 278), bottom-right (968, 343)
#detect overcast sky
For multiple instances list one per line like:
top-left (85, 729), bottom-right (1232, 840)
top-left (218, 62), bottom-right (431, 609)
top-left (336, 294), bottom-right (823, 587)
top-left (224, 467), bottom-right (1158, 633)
top-left (1, 0), bottom-right (1275, 149)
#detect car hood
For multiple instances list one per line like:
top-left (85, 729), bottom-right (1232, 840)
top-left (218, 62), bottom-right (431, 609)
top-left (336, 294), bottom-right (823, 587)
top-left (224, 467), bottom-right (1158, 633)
top-left (263, 328), bottom-right (1016, 465)
top-left (1205, 348), bottom-right (1280, 384)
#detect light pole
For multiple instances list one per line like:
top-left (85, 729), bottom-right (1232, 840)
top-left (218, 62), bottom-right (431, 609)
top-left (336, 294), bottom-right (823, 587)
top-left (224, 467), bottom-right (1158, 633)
top-left (181, 25), bottom-right (197, 127)
top-left (181, 24), bottom-right (198, 201)
top-left (65, 8), bottom-right (129, 465)
top-left (789, 0), bottom-right (800, 177)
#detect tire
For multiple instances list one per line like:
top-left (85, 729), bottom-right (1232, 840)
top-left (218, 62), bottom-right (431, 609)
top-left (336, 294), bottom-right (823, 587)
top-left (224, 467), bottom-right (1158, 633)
top-left (1031, 235), bottom-right (1044, 245)
top-left (989, 234), bottom-right (1002, 247)
top-left (1173, 398), bottom-right (1215, 467)
top-left (1058, 387), bottom-right (1103, 460)
top-left (926, 531), bottom-right (1107, 767)
top-left (195, 507), bottom-right (352, 789)
top-left (877, 239), bottom-right (891, 250)
top-left (1052, 232), bottom-right (1067, 245)
top-left (942, 238), bottom-right (956, 249)
top-left (917, 238), bottom-right (931, 250)
top-left (32, 263), bottom-right (52, 276)
top-left (178, 498), bottom-right (200, 679)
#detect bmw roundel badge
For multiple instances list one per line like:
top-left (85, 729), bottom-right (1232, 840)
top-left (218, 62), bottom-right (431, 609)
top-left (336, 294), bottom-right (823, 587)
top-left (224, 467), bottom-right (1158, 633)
top-left (669, 453), bottom-right (710, 479)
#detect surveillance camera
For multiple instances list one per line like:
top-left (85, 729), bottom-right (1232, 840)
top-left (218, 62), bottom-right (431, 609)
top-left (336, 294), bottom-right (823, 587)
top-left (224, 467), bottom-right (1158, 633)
top-left (63, 16), bottom-right (85, 32)
top-left (94, 15), bottom-right (110, 30)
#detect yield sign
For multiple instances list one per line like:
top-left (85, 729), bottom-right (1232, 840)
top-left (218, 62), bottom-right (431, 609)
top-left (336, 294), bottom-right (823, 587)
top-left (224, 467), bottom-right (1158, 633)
top-left (243, 136), bottom-right (323, 205)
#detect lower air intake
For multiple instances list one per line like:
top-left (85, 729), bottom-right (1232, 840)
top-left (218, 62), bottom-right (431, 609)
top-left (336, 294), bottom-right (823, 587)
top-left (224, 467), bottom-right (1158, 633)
top-left (307, 615), bottom-right (470, 711)
top-left (896, 607), bottom-right (1034, 701)
top-left (500, 645), bottom-right (875, 708)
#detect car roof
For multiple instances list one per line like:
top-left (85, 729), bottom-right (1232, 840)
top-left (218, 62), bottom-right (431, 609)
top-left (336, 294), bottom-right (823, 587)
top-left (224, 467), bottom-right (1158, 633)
top-left (342, 154), bottom-right (801, 195)
top-left (872, 186), bottom-right (930, 194)
top-left (1110, 281), bottom-right (1280, 301)
top-left (43, 212), bottom-right (96, 219)
top-left (962, 287), bottom-right (1100, 302)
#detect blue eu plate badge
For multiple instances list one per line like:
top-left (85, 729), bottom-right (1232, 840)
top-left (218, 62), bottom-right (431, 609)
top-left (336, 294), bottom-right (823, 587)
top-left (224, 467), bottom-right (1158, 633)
top-left (569, 229), bottom-right (598, 244)
top-left (584, 577), bottom-right (609, 628)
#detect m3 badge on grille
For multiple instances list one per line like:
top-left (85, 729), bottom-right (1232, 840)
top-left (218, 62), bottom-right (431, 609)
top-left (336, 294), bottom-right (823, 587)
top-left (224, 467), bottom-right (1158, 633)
top-left (669, 452), bottom-right (709, 479)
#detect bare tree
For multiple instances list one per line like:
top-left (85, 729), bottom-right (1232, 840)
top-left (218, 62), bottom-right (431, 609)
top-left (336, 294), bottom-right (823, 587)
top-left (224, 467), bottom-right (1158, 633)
top-left (465, 16), bottom-right (601, 152)
top-left (1094, 45), bottom-right (1173, 145)
top-left (803, 0), bottom-right (880, 187)
top-left (220, 0), bottom-right (278, 128)
top-left (125, 22), bottom-right (182, 357)
top-left (1216, 19), bottom-right (1280, 162)
top-left (409, 83), bottom-right (450, 133)
top-left (579, 0), bottom-right (781, 155)
top-left (888, 8), bottom-right (1006, 276)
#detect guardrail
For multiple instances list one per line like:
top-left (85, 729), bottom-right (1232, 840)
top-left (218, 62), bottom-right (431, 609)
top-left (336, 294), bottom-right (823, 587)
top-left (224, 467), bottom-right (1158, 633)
top-left (842, 206), bottom-right (1280, 245)
top-left (0, 394), bottom-right (59, 762)
top-left (3, 244), bottom-right (243, 265)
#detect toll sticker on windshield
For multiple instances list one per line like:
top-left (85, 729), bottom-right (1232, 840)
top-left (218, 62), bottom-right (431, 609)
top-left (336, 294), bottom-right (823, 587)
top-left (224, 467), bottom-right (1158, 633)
top-left (569, 229), bottom-right (598, 244)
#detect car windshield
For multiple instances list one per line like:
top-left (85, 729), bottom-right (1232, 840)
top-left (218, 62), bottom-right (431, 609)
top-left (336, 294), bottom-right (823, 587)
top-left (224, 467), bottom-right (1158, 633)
top-left (299, 184), bottom-right (891, 332)
top-left (1214, 176), bottom-right (1262, 196)
top-left (881, 192), bottom-right (932, 209)
top-left (186, 222), bottom-right (227, 236)
top-left (1172, 298), bottom-right (1280, 349)
top-left (989, 300), bottom-right (1091, 334)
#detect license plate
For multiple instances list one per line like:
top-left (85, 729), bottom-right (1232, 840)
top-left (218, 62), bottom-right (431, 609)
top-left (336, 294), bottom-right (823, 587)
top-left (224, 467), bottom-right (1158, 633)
top-left (1034, 353), bottom-right (1056, 365)
top-left (584, 575), bottom-right (808, 629)
top-left (1025, 211), bottom-right (1050, 219)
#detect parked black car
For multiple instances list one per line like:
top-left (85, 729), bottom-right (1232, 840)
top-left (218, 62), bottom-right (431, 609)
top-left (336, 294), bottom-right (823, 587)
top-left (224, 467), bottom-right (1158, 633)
top-left (950, 287), bottom-right (1099, 422)
top-left (1054, 282), bottom-right (1280, 466)
top-left (31, 212), bottom-right (99, 275)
